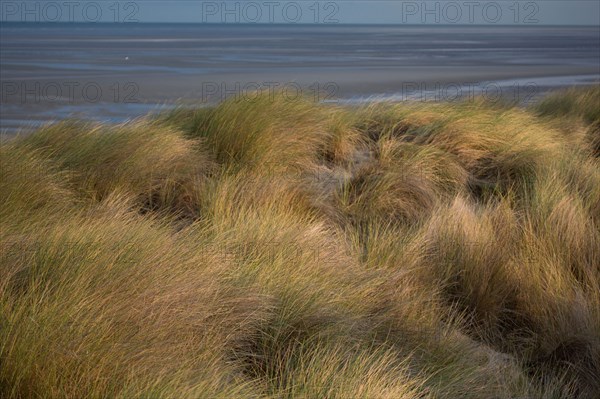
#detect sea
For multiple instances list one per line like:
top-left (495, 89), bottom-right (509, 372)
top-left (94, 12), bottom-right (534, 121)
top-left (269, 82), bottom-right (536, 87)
top-left (1, 23), bottom-right (599, 134)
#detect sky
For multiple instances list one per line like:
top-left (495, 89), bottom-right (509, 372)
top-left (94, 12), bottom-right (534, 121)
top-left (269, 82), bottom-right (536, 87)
top-left (1, 1), bottom-right (599, 25)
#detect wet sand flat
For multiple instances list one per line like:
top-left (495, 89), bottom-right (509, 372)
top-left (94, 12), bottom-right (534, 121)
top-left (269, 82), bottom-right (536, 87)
top-left (1, 24), bottom-right (599, 133)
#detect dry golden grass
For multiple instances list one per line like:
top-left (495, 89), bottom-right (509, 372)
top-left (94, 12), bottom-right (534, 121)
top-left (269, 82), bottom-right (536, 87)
top-left (1, 87), bottom-right (599, 398)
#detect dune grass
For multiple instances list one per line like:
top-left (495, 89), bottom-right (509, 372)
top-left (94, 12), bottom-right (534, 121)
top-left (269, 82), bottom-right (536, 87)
top-left (1, 86), bottom-right (599, 398)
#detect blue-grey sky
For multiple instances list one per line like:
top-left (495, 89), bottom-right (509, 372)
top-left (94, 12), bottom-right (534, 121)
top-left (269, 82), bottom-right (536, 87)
top-left (2, 1), bottom-right (599, 25)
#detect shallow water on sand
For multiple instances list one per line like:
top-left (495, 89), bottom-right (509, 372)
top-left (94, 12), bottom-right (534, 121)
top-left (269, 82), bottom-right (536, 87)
top-left (1, 23), bottom-right (599, 134)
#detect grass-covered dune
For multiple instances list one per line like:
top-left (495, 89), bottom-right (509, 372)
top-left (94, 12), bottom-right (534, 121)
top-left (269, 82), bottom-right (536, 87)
top-left (1, 87), bottom-right (599, 398)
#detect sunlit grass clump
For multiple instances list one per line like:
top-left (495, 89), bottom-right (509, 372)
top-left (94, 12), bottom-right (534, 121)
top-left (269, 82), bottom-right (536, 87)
top-left (1, 87), bottom-right (599, 398)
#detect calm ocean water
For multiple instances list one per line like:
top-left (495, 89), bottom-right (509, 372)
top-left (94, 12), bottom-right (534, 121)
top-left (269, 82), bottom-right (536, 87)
top-left (1, 23), bottom-right (599, 133)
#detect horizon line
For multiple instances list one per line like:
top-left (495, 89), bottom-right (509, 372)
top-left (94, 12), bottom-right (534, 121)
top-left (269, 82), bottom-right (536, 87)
top-left (2, 21), bottom-right (599, 27)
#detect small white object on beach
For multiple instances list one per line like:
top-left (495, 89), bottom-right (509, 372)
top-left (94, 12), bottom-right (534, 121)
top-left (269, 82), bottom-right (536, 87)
top-left (125, 56), bottom-right (129, 61)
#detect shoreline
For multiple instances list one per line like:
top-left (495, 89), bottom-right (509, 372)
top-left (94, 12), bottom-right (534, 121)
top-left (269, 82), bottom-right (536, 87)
top-left (3, 23), bottom-right (599, 134)
top-left (2, 73), bottom-right (599, 136)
